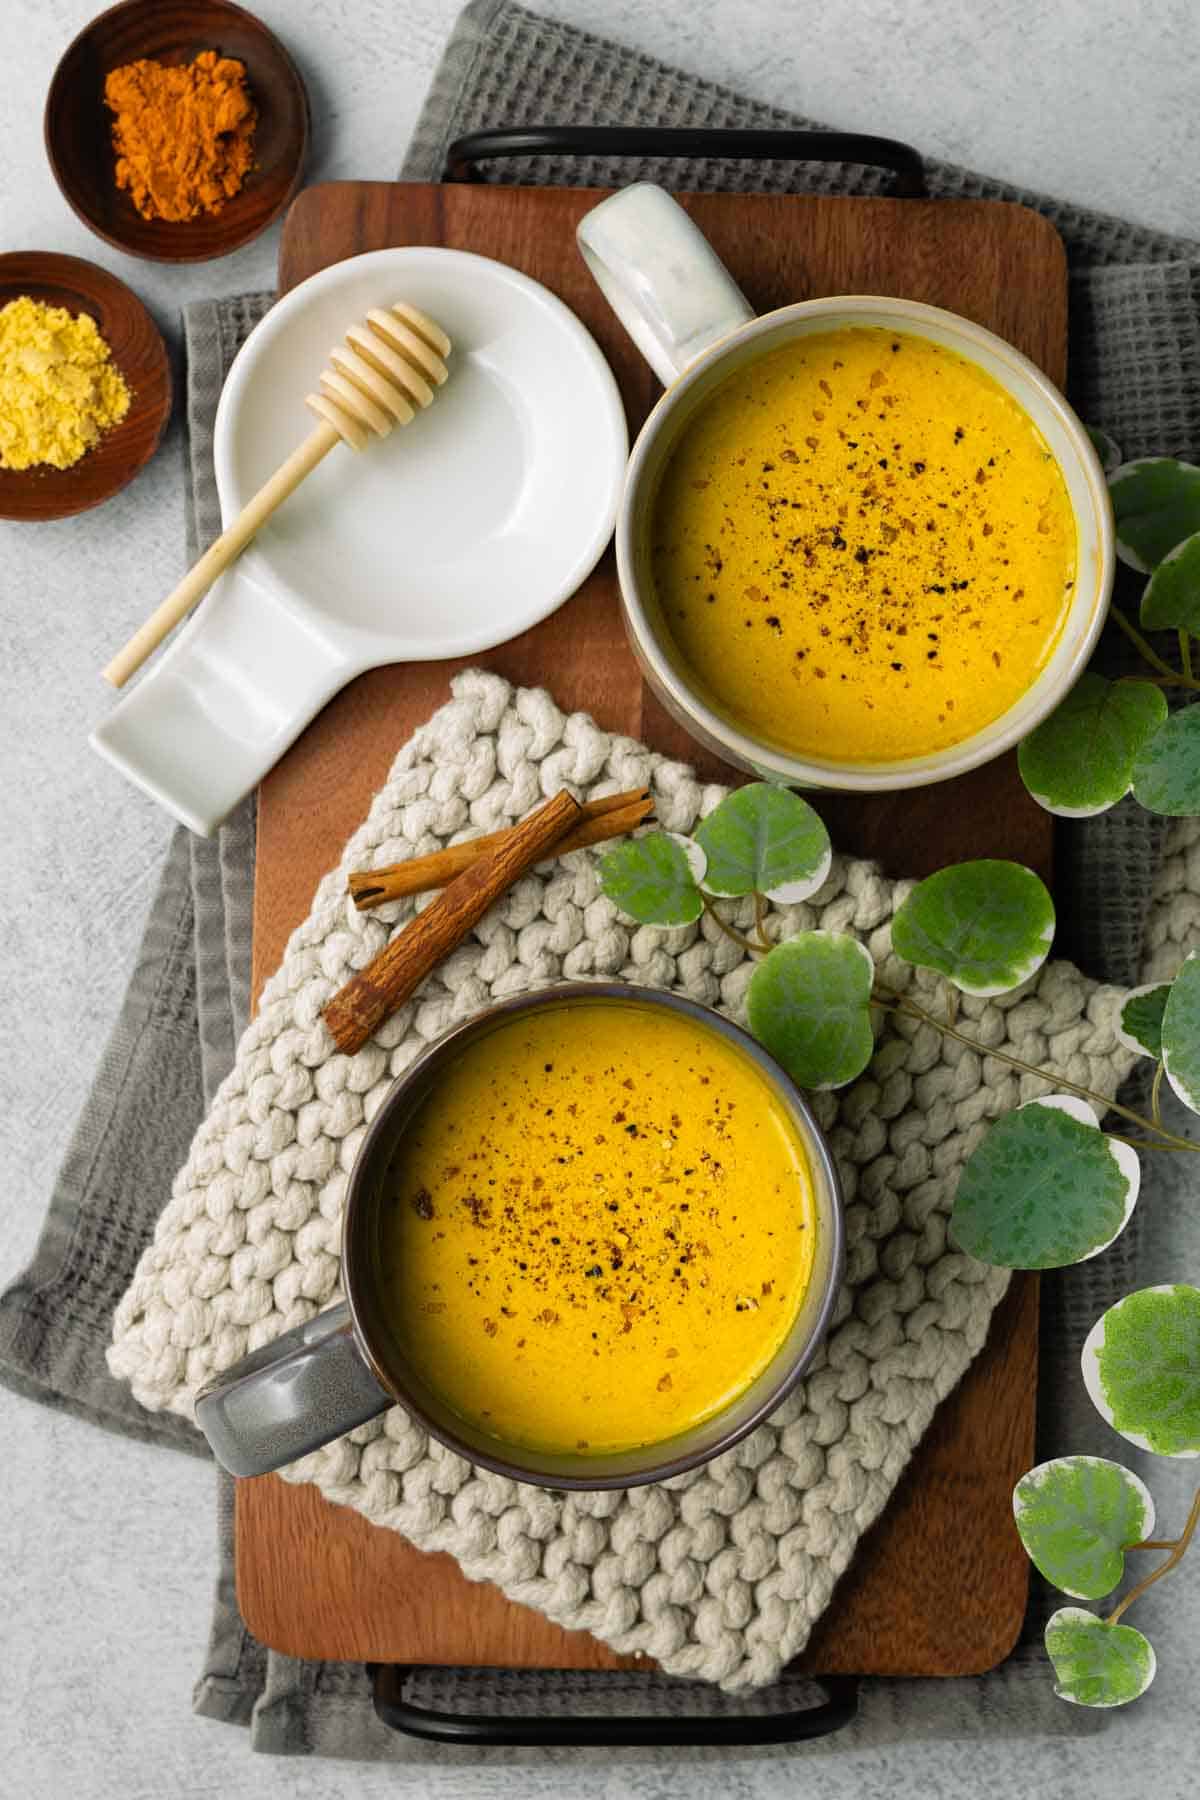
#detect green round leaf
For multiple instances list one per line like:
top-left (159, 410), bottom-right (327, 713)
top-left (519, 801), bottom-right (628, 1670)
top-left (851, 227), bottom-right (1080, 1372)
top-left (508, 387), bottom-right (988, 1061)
top-left (746, 931), bottom-right (875, 1091)
top-left (1161, 951), bottom-right (1200, 1112)
top-left (1045, 1608), bottom-right (1156, 1708)
top-left (694, 783), bottom-right (832, 903)
top-left (1109, 457), bottom-right (1200, 573)
top-left (1083, 1284), bottom-right (1200, 1458)
top-left (1018, 675), bottom-right (1167, 818)
top-left (891, 859), bottom-right (1055, 996)
top-left (1130, 706), bottom-right (1200, 816)
top-left (1086, 426), bottom-right (1123, 477)
top-left (1140, 530), bottom-right (1200, 633)
top-left (951, 1095), bottom-right (1140, 1269)
top-left (1013, 1456), bottom-right (1155, 1599)
top-left (1117, 983), bottom-right (1171, 1060)
top-left (598, 831), bottom-right (705, 926)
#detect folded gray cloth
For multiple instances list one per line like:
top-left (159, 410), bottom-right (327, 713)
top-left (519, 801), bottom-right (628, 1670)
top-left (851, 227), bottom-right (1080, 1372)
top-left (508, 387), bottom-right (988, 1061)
top-left (4, 0), bottom-right (1200, 1758)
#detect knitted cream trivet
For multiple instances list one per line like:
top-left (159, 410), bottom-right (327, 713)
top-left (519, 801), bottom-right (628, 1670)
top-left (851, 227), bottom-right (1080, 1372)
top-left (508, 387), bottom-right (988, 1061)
top-left (111, 669), bottom-right (1165, 1691)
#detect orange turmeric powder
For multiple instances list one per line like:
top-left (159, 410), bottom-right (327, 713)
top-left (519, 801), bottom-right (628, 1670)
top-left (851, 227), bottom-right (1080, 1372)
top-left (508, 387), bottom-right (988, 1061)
top-left (103, 51), bottom-right (256, 224)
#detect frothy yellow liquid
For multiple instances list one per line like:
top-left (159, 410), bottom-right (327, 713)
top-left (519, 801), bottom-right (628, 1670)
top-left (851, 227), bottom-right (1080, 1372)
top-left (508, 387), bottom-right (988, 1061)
top-left (380, 1001), bottom-right (816, 1456)
top-left (650, 326), bottom-right (1076, 763)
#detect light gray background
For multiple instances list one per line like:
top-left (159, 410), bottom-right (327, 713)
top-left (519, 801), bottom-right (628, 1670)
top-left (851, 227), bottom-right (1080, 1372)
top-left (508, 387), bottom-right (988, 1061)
top-left (1, 0), bottom-right (1196, 1792)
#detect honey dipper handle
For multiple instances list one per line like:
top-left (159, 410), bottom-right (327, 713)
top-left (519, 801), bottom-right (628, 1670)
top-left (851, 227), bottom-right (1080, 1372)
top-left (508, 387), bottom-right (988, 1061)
top-left (102, 419), bottom-right (342, 689)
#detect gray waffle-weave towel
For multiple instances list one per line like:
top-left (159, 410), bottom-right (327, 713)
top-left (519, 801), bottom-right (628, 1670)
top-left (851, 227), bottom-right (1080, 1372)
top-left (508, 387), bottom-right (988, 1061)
top-left (3, 0), bottom-right (1200, 1757)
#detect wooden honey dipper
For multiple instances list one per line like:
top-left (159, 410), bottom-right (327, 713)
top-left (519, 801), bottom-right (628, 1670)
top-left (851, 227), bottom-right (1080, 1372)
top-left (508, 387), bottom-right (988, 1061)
top-left (102, 302), bottom-right (452, 688)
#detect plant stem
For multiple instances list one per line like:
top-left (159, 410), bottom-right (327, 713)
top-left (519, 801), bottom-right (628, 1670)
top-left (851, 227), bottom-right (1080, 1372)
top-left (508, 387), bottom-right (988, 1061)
top-left (1107, 1486), bottom-right (1200, 1627)
top-left (700, 894), bottom-right (761, 957)
top-left (1110, 605), bottom-right (1200, 689)
top-left (753, 890), bottom-right (773, 952)
top-left (872, 988), bottom-right (1200, 1153)
top-left (1151, 1059), bottom-right (1166, 1129)
top-left (1107, 1133), bottom-right (1200, 1155)
top-left (1118, 673), bottom-right (1197, 691)
top-left (1128, 1539), bottom-right (1176, 1553)
top-left (1181, 630), bottom-right (1195, 682)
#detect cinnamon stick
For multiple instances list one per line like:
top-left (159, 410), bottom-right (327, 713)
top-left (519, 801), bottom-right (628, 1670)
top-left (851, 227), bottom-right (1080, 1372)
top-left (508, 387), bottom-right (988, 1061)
top-left (323, 788), bottom-right (582, 1056)
top-left (348, 788), bottom-right (652, 910)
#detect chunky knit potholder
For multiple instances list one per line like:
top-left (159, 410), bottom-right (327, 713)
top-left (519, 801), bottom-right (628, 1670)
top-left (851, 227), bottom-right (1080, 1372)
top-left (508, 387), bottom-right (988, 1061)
top-left (111, 669), bottom-right (1151, 1691)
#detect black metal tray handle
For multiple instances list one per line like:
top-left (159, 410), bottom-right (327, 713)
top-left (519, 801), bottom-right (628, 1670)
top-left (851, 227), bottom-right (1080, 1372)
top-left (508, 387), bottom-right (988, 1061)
top-left (445, 124), bottom-right (925, 197)
top-left (371, 1664), bottom-right (859, 1747)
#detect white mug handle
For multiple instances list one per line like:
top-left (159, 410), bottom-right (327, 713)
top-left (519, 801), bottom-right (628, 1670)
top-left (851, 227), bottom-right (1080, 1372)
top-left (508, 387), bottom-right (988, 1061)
top-left (577, 183), bottom-right (755, 385)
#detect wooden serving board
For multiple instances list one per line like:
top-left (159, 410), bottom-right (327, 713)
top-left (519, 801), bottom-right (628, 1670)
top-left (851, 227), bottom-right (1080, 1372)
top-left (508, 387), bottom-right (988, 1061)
top-left (236, 181), bottom-right (1066, 1678)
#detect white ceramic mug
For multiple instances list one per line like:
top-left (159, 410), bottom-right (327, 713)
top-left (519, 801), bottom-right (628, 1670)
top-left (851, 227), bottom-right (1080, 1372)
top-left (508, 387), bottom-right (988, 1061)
top-left (577, 183), bottom-right (1114, 792)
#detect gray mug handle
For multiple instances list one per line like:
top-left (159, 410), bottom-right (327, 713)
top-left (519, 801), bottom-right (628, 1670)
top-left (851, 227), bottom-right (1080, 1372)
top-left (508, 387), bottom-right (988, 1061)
top-left (194, 1300), bottom-right (392, 1477)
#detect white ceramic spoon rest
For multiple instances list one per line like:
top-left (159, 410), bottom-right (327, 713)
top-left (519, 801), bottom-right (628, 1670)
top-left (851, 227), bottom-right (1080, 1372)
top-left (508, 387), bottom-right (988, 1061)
top-left (91, 246), bottom-right (628, 835)
top-left (103, 301), bottom-right (452, 690)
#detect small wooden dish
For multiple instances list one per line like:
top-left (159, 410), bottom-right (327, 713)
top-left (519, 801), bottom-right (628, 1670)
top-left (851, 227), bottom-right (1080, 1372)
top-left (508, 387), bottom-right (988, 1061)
top-left (0, 251), bottom-right (171, 521)
top-left (45, 0), bottom-right (310, 264)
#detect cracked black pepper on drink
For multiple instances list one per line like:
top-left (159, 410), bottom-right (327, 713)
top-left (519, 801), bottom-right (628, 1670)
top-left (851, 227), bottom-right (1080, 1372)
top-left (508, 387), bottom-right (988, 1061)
top-left (379, 1001), bottom-right (816, 1454)
top-left (650, 326), bottom-right (1076, 761)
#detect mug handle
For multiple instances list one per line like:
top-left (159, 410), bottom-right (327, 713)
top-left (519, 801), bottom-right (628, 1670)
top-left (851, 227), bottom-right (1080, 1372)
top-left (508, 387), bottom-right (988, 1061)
top-left (577, 183), bottom-right (755, 385)
top-left (195, 1300), bottom-right (392, 1477)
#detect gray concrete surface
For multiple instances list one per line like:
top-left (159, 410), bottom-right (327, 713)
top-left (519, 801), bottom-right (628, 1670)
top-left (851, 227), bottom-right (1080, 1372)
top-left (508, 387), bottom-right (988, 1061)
top-left (1, 1), bottom-right (1196, 1792)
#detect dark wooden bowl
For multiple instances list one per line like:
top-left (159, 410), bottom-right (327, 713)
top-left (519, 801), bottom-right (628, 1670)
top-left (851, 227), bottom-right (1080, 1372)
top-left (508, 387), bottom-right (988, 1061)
top-left (0, 252), bottom-right (171, 521)
top-left (45, 0), bottom-right (309, 264)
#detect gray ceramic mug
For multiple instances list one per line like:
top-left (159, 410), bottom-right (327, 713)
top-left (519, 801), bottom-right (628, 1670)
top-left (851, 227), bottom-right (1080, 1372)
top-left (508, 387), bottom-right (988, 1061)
top-left (196, 982), bottom-right (844, 1490)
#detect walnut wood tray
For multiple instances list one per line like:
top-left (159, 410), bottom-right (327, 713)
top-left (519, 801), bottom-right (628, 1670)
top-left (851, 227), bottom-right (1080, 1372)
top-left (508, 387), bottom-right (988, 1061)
top-left (236, 177), bottom-right (1064, 1683)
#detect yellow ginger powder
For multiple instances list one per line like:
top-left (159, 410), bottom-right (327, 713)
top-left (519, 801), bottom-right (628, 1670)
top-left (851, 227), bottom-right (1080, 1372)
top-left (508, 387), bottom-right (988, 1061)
top-left (0, 297), bottom-right (131, 471)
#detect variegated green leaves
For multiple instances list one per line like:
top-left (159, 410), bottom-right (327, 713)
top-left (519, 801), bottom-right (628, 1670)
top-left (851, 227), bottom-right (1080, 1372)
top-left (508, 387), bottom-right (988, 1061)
top-left (1045, 1610), bottom-right (1156, 1708)
top-left (1140, 531), bottom-right (1200, 635)
top-left (891, 860), bottom-right (1054, 995)
top-left (1083, 1285), bottom-right (1200, 1459)
top-left (1018, 676), bottom-right (1166, 818)
top-left (746, 932), bottom-right (875, 1090)
top-left (598, 783), bottom-right (831, 927)
top-left (599, 785), bottom-right (872, 1090)
top-left (1161, 952), bottom-right (1200, 1111)
top-left (1131, 707), bottom-right (1200, 816)
top-left (951, 1096), bottom-right (1139, 1270)
top-left (1024, 676), bottom-right (1200, 820)
top-left (1110, 457), bottom-right (1200, 574)
top-left (1018, 448), bottom-right (1200, 822)
top-left (1017, 1289), bottom-right (1200, 1709)
top-left (1111, 457), bottom-right (1200, 815)
top-left (948, 948), bottom-right (1200, 1277)
top-left (1116, 983), bottom-right (1170, 1059)
top-left (599, 831), bottom-right (705, 926)
top-left (1014, 1457), bottom-right (1154, 1599)
top-left (1116, 954), bottom-right (1200, 1120)
top-left (693, 782), bottom-right (831, 903)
